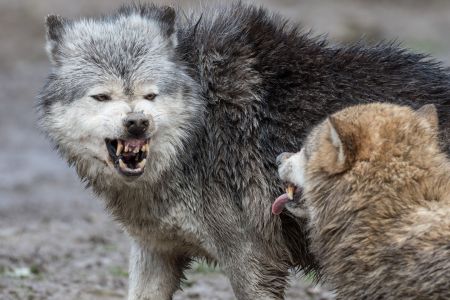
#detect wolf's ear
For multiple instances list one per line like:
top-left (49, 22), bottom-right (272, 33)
top-left (325, 116), bottom-right (355, 173)
top-left (159, 6), bottom-right (177, 46)
top-left (417, 104), bottom-right (439, 131)
top-left (45, 15), bottom-right (66, 65)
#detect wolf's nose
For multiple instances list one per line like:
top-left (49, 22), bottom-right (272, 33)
top-left (276, 152), bottom-right (294, 166)
top-left (124, 113), bottom-right (150, 137)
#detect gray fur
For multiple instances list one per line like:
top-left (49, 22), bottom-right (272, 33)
top-left (38, 3), bottom-right (450, 299)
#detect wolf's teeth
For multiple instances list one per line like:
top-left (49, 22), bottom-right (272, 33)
top-left (124, 144), bottom-right (129, 153)
top-left (143, 144), bottom-right (149, 153)
top-left (137, 159), bottom-right (147, 169)
top-left (286, 184), bottom-right (295, 200)
top-left (116, 141), bottom-right (124, 156)
top-left (119, 159), bottom-right (127, 170)
top-left (133, 147), bottom-right (139, 154)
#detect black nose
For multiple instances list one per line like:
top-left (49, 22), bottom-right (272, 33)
top-left (276, 152), bottom-right (294, 166)
top-left (124, 113), bottom-right (150, 137)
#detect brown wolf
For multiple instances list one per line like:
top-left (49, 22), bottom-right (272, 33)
top-left (276, 103), bottom-right (450, 299)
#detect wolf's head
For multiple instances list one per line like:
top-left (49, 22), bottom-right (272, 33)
top-left (38, 5), bottom-right (202, 186)
top-left (275, 103), bottom-right (441, 217)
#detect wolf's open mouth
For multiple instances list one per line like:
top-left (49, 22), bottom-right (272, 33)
top-left (272, 183), bottom-right (302, 215)
top-left (105, 138), bottom-right (149, 177)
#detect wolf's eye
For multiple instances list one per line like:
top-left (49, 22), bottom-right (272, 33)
top-left (91, 94), bottom-right (111, 102)
top-left (143, 93), bottom-right (157, 101)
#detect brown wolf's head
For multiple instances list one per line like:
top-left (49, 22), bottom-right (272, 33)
top-left (274, 102), bottom-right (443, 217)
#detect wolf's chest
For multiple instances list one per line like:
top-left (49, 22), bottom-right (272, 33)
top-left (108, 192), bottom-right (211, 253)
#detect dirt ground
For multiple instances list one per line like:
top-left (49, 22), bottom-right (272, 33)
top-left (1, 0), bottom-right (449, 299)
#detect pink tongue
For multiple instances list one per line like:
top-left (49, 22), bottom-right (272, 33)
top-left (272, 193), bottom-right (290, 215)
top-left (124, 139), bottom-right (146, 151)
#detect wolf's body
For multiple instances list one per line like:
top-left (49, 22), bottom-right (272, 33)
top-left (277, 103), bottom-right (450, 299)
top-left (39, 3), bottom-right (450, 299)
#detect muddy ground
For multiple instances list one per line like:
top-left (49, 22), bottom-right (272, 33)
top-left (1, 0), bottom-right (449, 299)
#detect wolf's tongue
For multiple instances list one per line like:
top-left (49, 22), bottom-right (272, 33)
top-left (124, 139), bottom-right (146, 152)
top-left (272, 193), bottom-right (290, 215)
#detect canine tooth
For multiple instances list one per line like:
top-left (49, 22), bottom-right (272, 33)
top-left (286, 184), bottom-right (295, 200)
top-left (137, 159), bottom-right (147, 169)
top-left (142, 144), bottom-right (149, 153)
top-left (116, 141), bottom-right (124, 156)
top-left (124, 144), bottom-right (129, 153)
top-left (119, 159), bottom-right (127, 170)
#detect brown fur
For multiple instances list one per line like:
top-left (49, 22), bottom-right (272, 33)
top-left (278, 103), bottom-right (450, 299)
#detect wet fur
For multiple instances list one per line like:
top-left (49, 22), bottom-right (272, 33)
top-left (279, 103), bottom-right (450, 299)
top-left (39, 3), bottom-right (450, 299)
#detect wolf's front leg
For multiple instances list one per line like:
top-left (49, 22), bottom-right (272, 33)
top-left (128, 241), bottom-right (188, 300)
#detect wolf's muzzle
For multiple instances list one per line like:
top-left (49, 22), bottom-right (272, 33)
top-left (124, 112), bottom-right (151, 137)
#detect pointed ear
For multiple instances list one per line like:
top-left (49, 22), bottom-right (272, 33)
top-left (325, 116), bottom-right (355, 173)
top-left (45, 15), bottom-right (66, 64)
top-left (159, 6), bottom-right (177, 46)
top-left (416, 104), bottom-right (439, 131)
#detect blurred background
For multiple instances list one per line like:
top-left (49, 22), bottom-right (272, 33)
top-left (0, 0), bottom-right (449, 299)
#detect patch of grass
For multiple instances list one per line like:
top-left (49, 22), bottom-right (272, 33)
top-left (29, 265), bottom-right (40, 275)
top-left (190, 261), bottom-right (220, 274)
top-left (1, 264), bottom-right (44, 280)
top-left (180, 279), bottom-right (194, 289)
top-left (103, 244), bottom-right (118, 252)
top-left (303, 270), bottom-right (318, 284)
top-left (6, 267), bottom-right (32, 279)
top-left (0, 265), bottom-right (8, 276)
top-left (110, 266), bottom-right (128, 277)
top-left (29, 264), bottom-right (45, 281)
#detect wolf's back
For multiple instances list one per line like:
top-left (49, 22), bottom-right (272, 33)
top-left (178, 2), bottom-right (450, 155)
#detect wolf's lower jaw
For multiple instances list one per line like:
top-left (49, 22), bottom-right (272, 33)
top-left (105, 138), bottom-right (150, 177)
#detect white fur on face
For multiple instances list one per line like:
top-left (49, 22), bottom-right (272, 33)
top-left (42, 82), bottom-right (196, 183)
top-left (43, 92), bottom-right (131, 163)
top-left (132, 89), bottom-right (197, 180)
top-left (278, 148), bottom-right (307, 187)
top-left (134, 92), bottom-right (191, 151)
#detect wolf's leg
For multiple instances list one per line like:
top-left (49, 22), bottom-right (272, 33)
top-left (127, 241), bottom-right (188, 300)
top-left (222, 249), bottom-right (289, 300)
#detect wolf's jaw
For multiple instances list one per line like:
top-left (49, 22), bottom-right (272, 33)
top-left (272, 183), bottom-right (301, 215)
top-left (105, 138), bottom-right (150, 177)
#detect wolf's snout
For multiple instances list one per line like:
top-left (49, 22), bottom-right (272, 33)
top-left (104, 112), bottom-right (153, 177)
top-left (276, 152), bottom-right (294, 166)
top-left (124, 113), bottom-right (151, 137)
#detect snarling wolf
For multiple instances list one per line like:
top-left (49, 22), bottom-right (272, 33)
top-left (276, 103), bottom-right (450, 299)
top-left (38, 3), bottom-right (450, 299)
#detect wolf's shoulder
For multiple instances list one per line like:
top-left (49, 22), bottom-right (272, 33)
top-left (175, 3), bottom-right (323, 105)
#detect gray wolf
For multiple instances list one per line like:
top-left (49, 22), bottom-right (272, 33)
top-left (38, 3), bottom-right (450, 299)
top-left (276, 103), bottom-right (450, 299)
